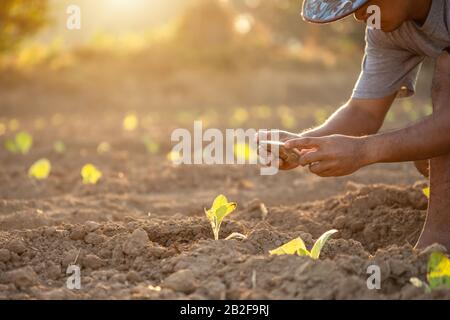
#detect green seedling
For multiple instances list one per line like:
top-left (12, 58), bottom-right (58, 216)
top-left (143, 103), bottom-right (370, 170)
top-left (5, 131), bottom-right (33, 154)
top-left (269, 229), bottom-right (338, 260)
top-left (81, 164), bottom-right (102, 184)
top-left (53, 140), bottom-right (66, 154)
top-left (28, 158), bottom-right (51, 180)
top-left (410, 252), bottom-right (450, 293)
top-left (205, 195), bottom-right (238, 240)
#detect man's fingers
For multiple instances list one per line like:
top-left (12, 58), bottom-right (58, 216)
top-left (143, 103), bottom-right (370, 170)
top-left (299, 151), bottom-right (326, 167)
top-left (285, 137), bottom-right (323, 149)
top-left (308, 161), bottom-right (332, 175)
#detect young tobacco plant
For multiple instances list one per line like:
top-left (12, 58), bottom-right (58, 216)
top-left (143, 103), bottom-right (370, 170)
top-left (410, 251), bottom-right (450, 293)
top-left (81, 164), bottom-right (102, 184)
top-left (269, 229), bottom-right (338, 260)
top-left (28, 158), bottom-right (51, 180)
top-left (5, 131), bottom-right (33, 154)
top-left (205, 195), bottom-right (240, 240)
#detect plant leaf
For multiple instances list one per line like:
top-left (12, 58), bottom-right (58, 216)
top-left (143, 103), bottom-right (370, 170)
top-left (427, 252), bottom-right (450, 290)
top-left (215, 203), bottom-right (237, 224)
top-left (310, 229), bottom-right (338, 260)
top-left (28, 158), bottom-right (51, 180)
top-left (297, 248), bottom-right (310, 256)
top-left (81, 164), bottom-right (102, 185)
top-left (205, 195), bottom-right (237, 240)
top-left (269, 238), bottom-right (308, 256)
top-left (422, 187), bottom-right (430, 199)
top-left (211, 194), bottom-right (228, 212)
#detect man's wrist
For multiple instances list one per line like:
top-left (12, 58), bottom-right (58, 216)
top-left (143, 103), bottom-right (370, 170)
top-left (360, 135), bottom-right (381, 166)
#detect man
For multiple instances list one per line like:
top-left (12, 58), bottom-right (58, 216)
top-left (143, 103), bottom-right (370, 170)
top-left (260, 0), bottom-right (450, 250)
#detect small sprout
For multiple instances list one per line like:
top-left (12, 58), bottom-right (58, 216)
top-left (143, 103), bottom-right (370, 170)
top-left (123, 113), bottom-right (138, 131)
top-left (410, 252), bottom-right (450, 292)
top-left (5, 131), bottom-right (33, 154)
top-left (205, 195), bottom-right (237, 240)
top-left (269, 229), bottom-right (338, 260)
top-left (423, 187), bottom-right (430, 199)
top-left (97, 142), bottom-right (111, 154)
top-left (81, 164), bottom-right (102, 184)
top-left (28, 158), bottom-right (51, 180)
top-left (53, 140), bottom-right (66, 154)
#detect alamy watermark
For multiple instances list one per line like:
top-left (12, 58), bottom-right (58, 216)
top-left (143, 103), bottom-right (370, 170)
top-left (170, 121), bottom-right (280, 175)
top-left (66, 264), bottom-right (81, 290)
top-left (64, 4), bottom-right (381, 31)
top-left (367, 264), bottom-right (381, 290)
top-left (66, 5), bottom-right (81, 30)
top-left (366, 5), bottom-right (381, 30)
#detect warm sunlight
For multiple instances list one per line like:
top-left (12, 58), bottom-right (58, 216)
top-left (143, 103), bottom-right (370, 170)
top-left (108, 0), bottom-right (148, 11)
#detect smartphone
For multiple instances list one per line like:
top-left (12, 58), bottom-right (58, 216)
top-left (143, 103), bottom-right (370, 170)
top-left (259, 140), bottom-right (300, 163)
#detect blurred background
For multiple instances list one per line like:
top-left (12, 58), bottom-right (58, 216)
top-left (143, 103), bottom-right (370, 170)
top-left (0, 0), bottom-right (431, 209)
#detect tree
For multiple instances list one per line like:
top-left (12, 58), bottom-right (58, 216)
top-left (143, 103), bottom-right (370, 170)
top-left (0, 0), bottom-right (48, 53)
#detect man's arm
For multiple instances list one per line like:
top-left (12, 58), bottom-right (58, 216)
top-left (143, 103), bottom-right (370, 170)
top-left (301, 94), bottom-right (396, 138)
top-left (258, 94), bottom-right (395, 171)
top-left (364, 53), bottom-right (450, 164)
top-left (284, 52), bottom-right (450, 177)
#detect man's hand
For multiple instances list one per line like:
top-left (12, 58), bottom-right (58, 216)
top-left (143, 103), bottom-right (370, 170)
top-left (284, 135), bottom-right (370, 177)
top-left (256, 130), bottom-right (303, 170)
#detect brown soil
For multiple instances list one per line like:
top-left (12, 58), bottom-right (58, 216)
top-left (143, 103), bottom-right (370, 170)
top-left (0, 65), bottom-right (448, 300)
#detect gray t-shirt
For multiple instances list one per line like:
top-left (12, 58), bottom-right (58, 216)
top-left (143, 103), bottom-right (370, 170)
top-left (352, 0), bottom-right (450, 99)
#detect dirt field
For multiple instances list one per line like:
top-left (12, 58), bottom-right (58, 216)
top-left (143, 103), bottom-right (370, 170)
top-left (0, 59), bottom-right (448, 300)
